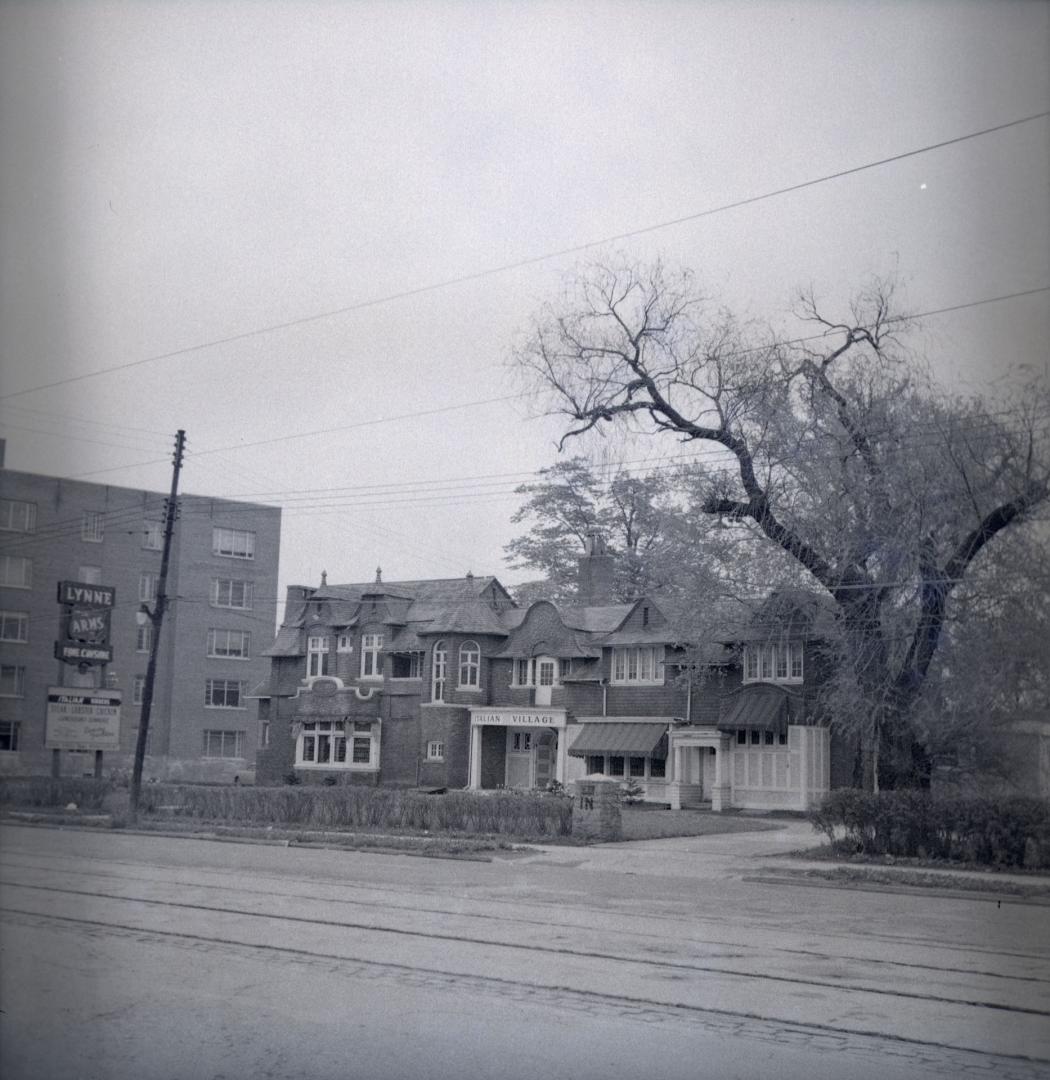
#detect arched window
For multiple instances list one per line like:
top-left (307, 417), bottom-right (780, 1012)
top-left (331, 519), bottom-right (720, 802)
top-left (458, 640), bottom-right (480, 688)
top-left (432, 640), bottom-right (447, 702)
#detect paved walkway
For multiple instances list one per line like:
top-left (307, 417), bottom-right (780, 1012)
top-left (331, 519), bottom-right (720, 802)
top-left (517, 818), bottom-right (1048, 894)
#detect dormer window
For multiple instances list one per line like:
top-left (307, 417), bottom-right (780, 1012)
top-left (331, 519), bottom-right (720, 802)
top-left (743, 642), bottom-right (803, 684)
top-left (610, 646), bottom-right (663, 685)
top-left (307, 636), bottom-right (330, 677)
top-left (360, 634), bottom-right (383, 678)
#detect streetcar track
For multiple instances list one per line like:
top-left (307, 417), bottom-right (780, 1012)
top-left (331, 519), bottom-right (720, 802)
top-left (4, 846), bottom-right (1045, 968)
top-left (3, 879), bottom-right (1047, 1017)
top-left (3, 904), bottom-right (1048, 1072)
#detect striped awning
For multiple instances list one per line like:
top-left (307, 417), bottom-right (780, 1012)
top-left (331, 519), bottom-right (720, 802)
top-left (568, 723), bottom-right (668, 759)
top-left (719, 685), bottom-right (792, 734)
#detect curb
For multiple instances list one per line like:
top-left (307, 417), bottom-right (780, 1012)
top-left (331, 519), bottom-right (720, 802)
top-left (743, 873), bottom-right (1050, 907)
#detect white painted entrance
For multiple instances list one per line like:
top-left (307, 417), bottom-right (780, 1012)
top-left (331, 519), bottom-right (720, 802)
top-left (534, 656), bottom-right (556, 706)
top-left (505, 729), bottom-right (533, 787)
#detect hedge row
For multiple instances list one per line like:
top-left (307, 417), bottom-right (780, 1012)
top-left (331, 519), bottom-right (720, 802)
top-left (0, 778), bottom-right (574, 838)
top-left (809, 789), bottom-right (1050, 867)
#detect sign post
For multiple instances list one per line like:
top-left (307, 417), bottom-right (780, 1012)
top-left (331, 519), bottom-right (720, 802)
top-left (54, 579), bottom-right (117, 779)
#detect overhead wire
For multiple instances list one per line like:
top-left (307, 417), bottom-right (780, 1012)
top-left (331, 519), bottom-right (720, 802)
top-left (1, 109), bottom-right (1045, 409)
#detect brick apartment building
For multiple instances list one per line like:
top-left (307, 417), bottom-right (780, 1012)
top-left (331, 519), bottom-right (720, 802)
top-left (0, 464), bottom-right (280, 780)
top-left (256, 537), bottom-right (839, 810)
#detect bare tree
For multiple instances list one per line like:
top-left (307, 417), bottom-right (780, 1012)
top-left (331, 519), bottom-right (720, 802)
top-left (514, 258), bottom-right (1050, 789)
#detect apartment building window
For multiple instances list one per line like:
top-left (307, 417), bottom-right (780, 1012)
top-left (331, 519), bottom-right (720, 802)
top-left (0, 499), bottom-right (36, 533)
top-left (133, 675), bottom-right (145, 705)
top-left (136, 625), bottom-right (152, 653)
top-left (296, 720), bottom-right (376, 768)
top-left (0, 556), bottom-right (32, 589)
top-left (513, 658), bottom-right (534, 686)
top-left (208, 629), bottom-right (251, 660)
top-left (610, 646), bottom-right (664, 685)
top-left (0, 666), bottom-right (25, 697)
top-left (81, 511), bottom-right (105, 543)
top-left (0, 611), bottom-right (28, 643)
top-left (307, 635), bottom-right (330, 677)
top-left (743, 642), bottom-right (803, 684)
top-left (432, 640), bottom-right (447, 701)
top-left (205, 679), bottom-right (246, 709)
top-left (211, 578), bottom-right (253, 610)
top-left (143, 521), bottom-right (163, 550)
top-left (458, 641), bottom-right (480, 689)
top-left (0, 720), bottom-right (19, 752)
top-left (360, 634), bottom-right (383, 679)
top-left (260, 721), bottom-right (270, 748)
top-left (79, 565), bottom-right (102, 585)
top-left (139, 573), bottom-right (158, 603)
top-left (391, 651), bottom-right (423, 679)
top-left (426, 741), bottom-right (445, 761)
top-left (336, 634), bottom-right (353, 653)
top-left (212, 527), bottom-right (255, 559)
top-left (202, 730), bottom-right (245, 758)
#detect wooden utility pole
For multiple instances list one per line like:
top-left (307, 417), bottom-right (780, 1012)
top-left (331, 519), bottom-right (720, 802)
top-left (128, 430), bottom-right (185, 823)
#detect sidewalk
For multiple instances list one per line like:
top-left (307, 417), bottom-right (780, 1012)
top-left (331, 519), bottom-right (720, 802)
top-left (516, 818), bottom-right (1050, 898)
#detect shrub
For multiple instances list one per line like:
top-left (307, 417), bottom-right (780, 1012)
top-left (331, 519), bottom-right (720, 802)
top-left (808, 789), bottom-right (1050, 867)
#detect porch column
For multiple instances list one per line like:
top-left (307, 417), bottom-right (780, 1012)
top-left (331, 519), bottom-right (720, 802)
top-left (669, 744), bottom-right (683, 810)
top-left (555, 727), bottom-right (569, 786)
top-left (711, 735), bottom-right (732, 812)
top-left (468, 722), bottom-right (483, 789)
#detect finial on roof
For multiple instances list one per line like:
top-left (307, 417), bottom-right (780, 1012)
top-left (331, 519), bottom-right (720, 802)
top-left (320, 570), bottom-right (327, 586)
top-left (375, 566), bottom-right (382, 584)
top-left (466, 570), bottom-right (474, 580)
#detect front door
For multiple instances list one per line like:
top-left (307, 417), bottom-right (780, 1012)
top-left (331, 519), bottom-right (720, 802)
top-left (505, 729), bottom-right (533, 788)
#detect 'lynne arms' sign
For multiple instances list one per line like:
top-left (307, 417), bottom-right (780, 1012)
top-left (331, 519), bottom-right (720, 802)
top-left (57, 581), bottom-right (116, 608)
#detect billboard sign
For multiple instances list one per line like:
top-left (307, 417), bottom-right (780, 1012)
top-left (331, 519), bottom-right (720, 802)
top-left (54, 642), bottom-right (114, 663)
top-left (45, 688), bottom-right (122, 751)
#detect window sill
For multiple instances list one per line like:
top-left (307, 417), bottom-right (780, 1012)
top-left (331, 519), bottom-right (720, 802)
top-left (609, 680), bottom-right (664, 687)
top-left (456, 686), bottom-right (483, 693)
top-left (294, 763), bottom-right (378, 771)
top-left (742, 677), bottom-right (803, 686)
top-left (204, 705), bottom-right (248, 710)
top-left (207, 656), bottom-right (252, 662)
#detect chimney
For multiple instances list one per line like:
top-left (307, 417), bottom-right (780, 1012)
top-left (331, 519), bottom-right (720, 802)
top-left (577, 530), bottom-right (615, 606)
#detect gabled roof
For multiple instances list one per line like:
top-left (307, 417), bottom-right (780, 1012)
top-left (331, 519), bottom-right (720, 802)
top-left (560, 604), bottom-right (635, 633)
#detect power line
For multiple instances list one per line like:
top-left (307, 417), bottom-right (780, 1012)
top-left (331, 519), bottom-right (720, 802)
top-left (57, 284), bottom-right (1050, 482)
top-left (2, 111), bottom-right (1045, 406)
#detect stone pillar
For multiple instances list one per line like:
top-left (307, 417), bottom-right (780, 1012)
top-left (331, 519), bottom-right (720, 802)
top-left (572, 778), bottom-right (622, 842)
top-left (468, 723), bottom-right (483, 789)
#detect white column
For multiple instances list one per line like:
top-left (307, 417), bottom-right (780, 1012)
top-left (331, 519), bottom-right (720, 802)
top-left (556, 726), bottom-right (569, 786)
top-left (468, 722), bottom-right (483, 789)
top-left (669, 743), bottom-right (683, 810)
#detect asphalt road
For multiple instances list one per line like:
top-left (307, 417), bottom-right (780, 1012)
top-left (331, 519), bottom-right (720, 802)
top-left (1, 822), bottom-right (1048, 1080)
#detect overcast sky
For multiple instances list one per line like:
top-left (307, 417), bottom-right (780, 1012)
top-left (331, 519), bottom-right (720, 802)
top-left (1, 0), bottom-right (1047, 610)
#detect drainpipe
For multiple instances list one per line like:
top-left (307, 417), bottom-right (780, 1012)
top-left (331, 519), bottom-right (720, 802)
top-left (600, 678), bottom-right (607, 717)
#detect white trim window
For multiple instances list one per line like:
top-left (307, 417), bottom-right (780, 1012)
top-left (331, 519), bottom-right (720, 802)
top-left (426, 740), bottom-right (445, 761)
top-left (360, 633), bottom-right (383, 678)
top-left (136, 625), bottom-right (152, 653)
top-left (297, 720), bottom-right (377, 769)
top-left (133, 675), bottom-right (146, 705)
top-left (307, 635), bottom-right (330, 677)
top-left (0, 666), bottom-right (25, 698)
top-left (336, 634), bottom-right (354, 653)
top-left (458, 640), bottom-right (480, 689)
top-left (391, 651), bottom-right (423, 679)
top-left (208, 629), bottom-right (251, 660)
top-left (0, 555), bottom-right (32, 589)
top-left (513, 657), bottom-right (562, 687)
top-left (139, 573), bottom-right (158, 603)
top-left (212, 527), bottom-right (255, 560)
top-left (0, 498), bottom-right (36, 533)
top-left (202, 730), bottom-right (245, 758)
top-left (143, 520), bottom-right (163, 550)
top-left (610, 646), bottom-right (664, 685)
top-left (0, 610), bottom-right (28, 643)
top-left (211, 578), bottom-right (253, 610)
top-left (432, 640), bottom-right (447, 701)
top-left (205, 678), bottom-right (246, 709)
top-left (743, 642), bottom-right (804, 684)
